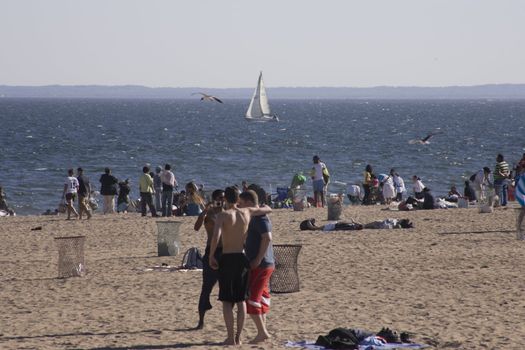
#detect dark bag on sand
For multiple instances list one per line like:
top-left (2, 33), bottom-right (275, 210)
top-left (315, 328), bottom-right (359, 349)
top-left (181, 247), bottom-right (203, 269)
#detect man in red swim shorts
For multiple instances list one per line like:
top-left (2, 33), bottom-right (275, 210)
top-left (239, 190), bottom-right (275, 344)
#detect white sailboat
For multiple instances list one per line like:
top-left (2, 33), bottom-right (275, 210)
top-left (245, 72), bottom-right (279, 122)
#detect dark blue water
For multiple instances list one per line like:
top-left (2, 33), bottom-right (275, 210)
top-left (1, 98), bottom-right (524, 215)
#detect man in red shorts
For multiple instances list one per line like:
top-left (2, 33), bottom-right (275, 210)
top-left (239, 190), bottom-right (274, 344)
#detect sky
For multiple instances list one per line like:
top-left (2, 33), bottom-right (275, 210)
top-left (1, 0), bottom-right (524, 88)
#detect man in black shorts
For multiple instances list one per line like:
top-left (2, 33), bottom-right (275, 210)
top-left (209, 187), bottom-right (271, 345)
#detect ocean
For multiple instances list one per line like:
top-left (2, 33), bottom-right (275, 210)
top-left (0, 98), bottom-right (524, 215)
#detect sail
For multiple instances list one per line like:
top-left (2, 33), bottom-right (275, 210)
top-left (246, 72), bottom-right (271, 118)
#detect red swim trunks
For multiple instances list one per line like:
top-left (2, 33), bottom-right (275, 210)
top-left (247, 266), bottom-right (274, 315)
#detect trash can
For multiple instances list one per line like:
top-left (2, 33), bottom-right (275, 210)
top-left (156, 221), bottom-right (182, 256)
top-left (55, 236), bottom-right (86, 278)
top-left (327, 194), bottom-right (343, 220)
top-left (270, 244), bottom-right (302, 293)
top-left (478, 188), bottom-right (495, 213)
top-left (292, 189), bottom-right (307, 211)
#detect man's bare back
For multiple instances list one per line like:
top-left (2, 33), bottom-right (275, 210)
top-left (218, 207), bottom-right (250, 254)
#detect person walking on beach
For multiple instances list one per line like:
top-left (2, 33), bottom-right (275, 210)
top-left (412, 176), bottom-right (425, 199)
top-left (99, 167), bottom-right (118, 214)
top-left (161, 164), bottom-right (176, 217)
top-left (494, 154), bottom-right (510, 206)
top-left (139, 166), bottom-right (158, 217)
top-left (310, 155), bottom-right (328, 208)
top-left (153, 166), bottom-right (163, 212)
top-left (209, 187), bottom-right (271, 345)
top-left (362, 165), bottom-right (374, 205)
top-left (193, 189), bottom-right (225, 329)
top-left (63, 169), bottom-right (80, 220)
top-left (239, 190), bottom-right (274, 344)
top-left (77, 168), bottom-right (92, 219)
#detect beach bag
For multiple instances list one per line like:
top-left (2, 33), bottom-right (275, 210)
top-left (322, 167), bottom-right (330, 184)
top-left (315, 328), bottom-right (359, 349)
top-left (181, 247), bottom-right (203, 269)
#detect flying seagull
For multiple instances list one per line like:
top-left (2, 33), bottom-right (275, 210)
top-left (409, 131), bottom-right (442, 145)
top-left (192, 92), bottom-right (223, 104)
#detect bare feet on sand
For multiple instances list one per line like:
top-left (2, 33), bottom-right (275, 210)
top-left (249, 333), bottom-right (271, 344)
top-left (223, 337), bottom-right (236, 346)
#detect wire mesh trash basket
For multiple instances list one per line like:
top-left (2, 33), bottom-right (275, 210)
top-left (156, 221), bottom-right (182, 256)
top-left (270, 244), bottom-right (302, 293)
top-left (327, 194), bottom-right (343, 220)
top-left (517, 208), bottom-right (525, 240)
top-left (55, 236), bottom-right (86, 278)
top-left (292, 189), bottom-right (307, 211)
top-left (478, 188), bottom-right (495, 213)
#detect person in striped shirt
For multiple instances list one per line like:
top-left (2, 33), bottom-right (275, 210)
top-left (494, 154), bottom-right (510, 206)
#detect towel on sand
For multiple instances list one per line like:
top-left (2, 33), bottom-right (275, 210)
top-left (285, 340), bottom-right (428, 350)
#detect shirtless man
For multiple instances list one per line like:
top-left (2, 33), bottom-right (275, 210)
top-left (209, 187), bottom-right (272, 345)
top-left (193, 189), bottom-right (225, 329)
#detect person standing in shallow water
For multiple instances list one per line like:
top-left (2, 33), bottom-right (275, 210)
top-left (99, 167), bottom-right (118, 214)
top-left (193, 189), bottom-right (225, 329)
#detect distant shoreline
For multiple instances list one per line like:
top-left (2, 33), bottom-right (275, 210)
top-left (1, 83), bottom-right (524, 99)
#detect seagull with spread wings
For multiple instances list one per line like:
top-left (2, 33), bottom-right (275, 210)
top-left (192, 92), bottom-right (223, 104)
top-left (409, 130), bottom-right (443, 144)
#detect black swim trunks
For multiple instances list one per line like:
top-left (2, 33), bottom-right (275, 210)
top-left (218, 253), bottom-right (249, 303)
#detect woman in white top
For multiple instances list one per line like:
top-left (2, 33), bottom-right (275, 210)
top-left (381, 174), bottom-right (396, 204)
top-left (412, 175), bottom-right (425, 199)
top-left (391, 169), bottom-right (406, 202)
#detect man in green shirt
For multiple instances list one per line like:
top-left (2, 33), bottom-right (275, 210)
top-left (494, 154), bottom-right (510, 207)
top-left (139, 166), bottom-right (158, 217)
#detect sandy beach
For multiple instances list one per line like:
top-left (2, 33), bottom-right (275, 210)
top-left (0, 204), bottom-right (524, 350)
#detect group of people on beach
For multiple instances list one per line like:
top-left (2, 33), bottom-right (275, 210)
top-left (328, 152), bottom-right (525, 211)
top-left (58, 164), bottom-right (209, 219)
top-left (193, 186), bottom-right (275, 345)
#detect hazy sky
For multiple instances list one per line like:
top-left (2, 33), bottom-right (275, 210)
top-left (1, 0), bottom-right (524, 87)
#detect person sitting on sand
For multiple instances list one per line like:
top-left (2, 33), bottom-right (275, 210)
top-left (347, 182), bottom-right (361, 205)
top-left (464, 180), bottom-right (477, 202)
top-left (239, 190), bottom-right (275, 344)
top-left (422, 187), bottom-right (435, 210)
top-left (117, 179), bottom-right (131, 213)
top-left (446, 186), bottom-right (461, 203)
top-left (398, 196), bottom-right (419, 211)
top-left (185, 182), bottom-right (205, 216)
top-left (62, 169), bottom-right (80, 220)
top-left (209, 187), bottom-right (272, 345)
top-left (193, 189), bottom-right (225, 329)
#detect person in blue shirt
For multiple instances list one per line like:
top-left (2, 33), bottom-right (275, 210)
top-left (239, 190), bottom-right (275, 344)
